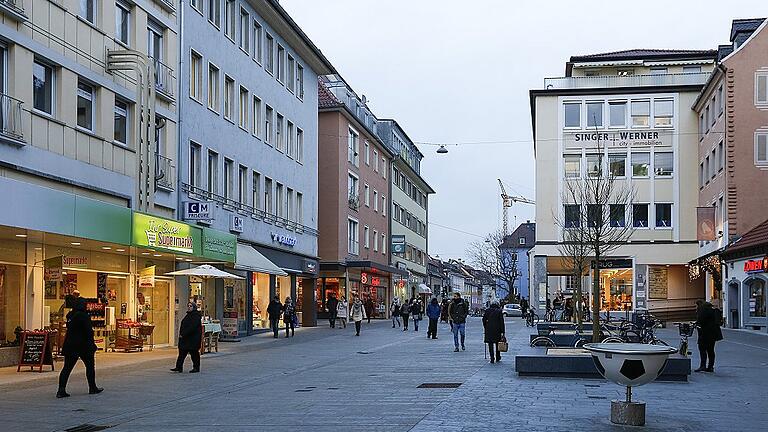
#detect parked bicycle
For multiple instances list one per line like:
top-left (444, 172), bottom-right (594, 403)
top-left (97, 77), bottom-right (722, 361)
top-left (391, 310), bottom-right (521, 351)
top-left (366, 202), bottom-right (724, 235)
top-left (525, 309), bottom-right (539, 327)
top-left (673, 322), bottom-right (696, 357)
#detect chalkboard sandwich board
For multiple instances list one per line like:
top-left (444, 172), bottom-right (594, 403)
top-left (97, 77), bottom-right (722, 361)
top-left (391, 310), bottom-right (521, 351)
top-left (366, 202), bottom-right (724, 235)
top-left (17, 331), bottom-right (54, 372)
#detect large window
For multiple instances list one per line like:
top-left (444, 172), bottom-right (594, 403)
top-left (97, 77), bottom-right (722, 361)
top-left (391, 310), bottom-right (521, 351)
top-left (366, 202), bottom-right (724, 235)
top-left (564, 103), bottom-right (580, 128)
top-left (0, 265), bottom-right (25, 346)
top-left (586, 154), bottom-right (602, 177)
top-left (632, 204), bottom-right (649, 228)
top-left (631, 152), bottom-right (650, 177)
top-left (587, 204), bottom-right (602, 227)
top-left (208, 63), bottom-right (219, 111)
top-left (609, 101), bottom-right (626, 127)
top-left (76, 81), bottom-right (94, 131)
top-left (654, 99), bottom-right (673, 127)
top-left (609, 204), bottom-right (625, 227)
top-left (190, 51), bottom-right (202, 101)
top-left (655, 203), bottom-right (672, 228)
top-left (608, 153), bottom-right (626, 177)
top-left (80, 0), bottom-right (96, 24)
top-left (348, 218), bottom-right (359, 255)
top-left (147, 22), bottom-right (163, 62)
top-left (115, 1), bottom-right (130, 45)
top-left (114, 100), bottom-right (128, 145)
top-left (631, 100), bottom-right (650, 127)
top-left (208, 0), bottom-right (221, 27)
top-left (586, 102), bottom-right (603, 128)
top-left (33, 61), bottom-right (54, 114)
top-left (564, 205), bottom-right (580, 228)
top-left (348, 128), bottom-right (359, 166)
top-left (654, 152), bottom-right (673, 177)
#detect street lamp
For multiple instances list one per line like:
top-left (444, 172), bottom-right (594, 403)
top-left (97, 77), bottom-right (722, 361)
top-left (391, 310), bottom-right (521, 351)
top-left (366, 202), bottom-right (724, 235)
top-left (436, 145), bottom-right (448, 154)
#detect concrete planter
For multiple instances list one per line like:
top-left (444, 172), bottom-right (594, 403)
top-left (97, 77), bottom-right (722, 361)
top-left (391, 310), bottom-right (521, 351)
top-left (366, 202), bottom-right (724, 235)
top-left (0, 346), bottom-right (20, 367)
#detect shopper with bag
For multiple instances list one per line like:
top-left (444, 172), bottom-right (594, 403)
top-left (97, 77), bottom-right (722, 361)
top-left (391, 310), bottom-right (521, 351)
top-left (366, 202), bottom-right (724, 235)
top-left (283, 297), bottom-right (297, 338)
top-left (266, 296), bottom-right (283, 339)
top-left (390, 298), bottom-right (401, 328)
top-left (410, 298), bottom-right (423, 332)
top-left (482, 301), bottom-right (505, 363)
top-left (337, 296), bottom-right (349, 329)
top-left (349, 294), bottom-right (367, 336)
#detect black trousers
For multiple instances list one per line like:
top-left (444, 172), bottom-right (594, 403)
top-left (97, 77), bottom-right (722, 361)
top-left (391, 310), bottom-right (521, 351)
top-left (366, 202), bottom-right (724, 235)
top-left (175, 348), bottom-right (201, 371)
top-left (270, 318), bottom-right (280, 338)
top-left (329, 310), bottom-right (338, 328)
top-left (402, 316), bottom-right (409, 329)
top-left (698, 340), bottom-right (716, 368)
top-left (487, 343), bottom-right (501, 361)
top-left (285, 321), bottom-right (295, 337)
top-left (58, 352), bottom-right (97, 391)
top-left (355, 320), bottom-right (362, 335)
top-left (428, 318), bottom-right (438, 338)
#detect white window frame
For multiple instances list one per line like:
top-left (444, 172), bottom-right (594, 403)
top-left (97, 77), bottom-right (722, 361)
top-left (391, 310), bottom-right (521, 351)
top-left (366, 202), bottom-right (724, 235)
top-left (76, 81), bottom-right (95, 132)
top-left (631, 100), bottom-right (650, 128)
top-left (381, 233), bottom-right (386, 255)
top-left (223, 75), bottom-right (235, 121)
top-left (265, 105), bottom-right (273, 145)
top-left (265, 33), bottom-right (274, 75)
top-left (373, 229), bottom-right (379, 252)
top-left (190, 50), bottom-right (202, 102)
top-left (653, 151), bottom-right (674, 178)
top-left (32, 60), bottom-right (55, 116)
top-left (252, 95), bottom-right (261, 138)
top-left (208, 62), bottom-right (220, 112)
top-left (755, 131), bottom-right (768, 166)
top-left (373, 190), bottom-right (378, 212)
top-left (563, 102), bottom-right (581, 129)
top-left (224, 0), bottom-right (236, 41)
top-left (191, 0), bottom-right (204, 15)
top-left (564, 154), bottom-right (581, 178)
top-left (382, 195), bottom-right (386, 217)
top-left (113, 99), bottom-right (129, 146)
top-left (586, 101), bottom-right (603, 128)
top-left (190, 142), bottom-right (201, 187)
top-left (296, 128), bottom-right (304, 164)
top-left (348, 217), bottom-right (359, 255)
top-left (253, 20), bottom-right (263, 64)
top-left (239, 7), bottom-right (250, 54)
top-left (115, 1), bottom-right (131, 46)
top-left (276, 113), bottom-right (284, 152)
top-left (755, 73), bottom-right (768, 106)
top-left (208, 0), bottom-right (221, 28)
top-left (653, 99), bottom-right (674, 128)
top-left (364, 225), bottom-right (370, 249)
top-left (80, 0), bottom-right (96, 25)
top-left (348, 127), bottom-right (359, 166)
top-left (364, 183), bottom-right (370, 207)
top-left (238, 85), bottom-right (248, 129)
top-left (654, 203), bottom-right (673, 229)
top-left (364, 141), bottom-right (370, 165)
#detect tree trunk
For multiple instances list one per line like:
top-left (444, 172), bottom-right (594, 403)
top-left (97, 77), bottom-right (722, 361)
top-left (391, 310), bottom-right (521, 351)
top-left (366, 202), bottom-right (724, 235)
top-left (575, 269), bottom-right (583, 331)
top-left (592, 249), bottom-right (601, 343)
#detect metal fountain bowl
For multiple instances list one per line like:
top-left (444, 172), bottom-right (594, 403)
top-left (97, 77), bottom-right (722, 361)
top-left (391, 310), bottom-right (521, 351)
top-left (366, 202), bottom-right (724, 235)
top-left (583, 343), bottom-right (678, 387)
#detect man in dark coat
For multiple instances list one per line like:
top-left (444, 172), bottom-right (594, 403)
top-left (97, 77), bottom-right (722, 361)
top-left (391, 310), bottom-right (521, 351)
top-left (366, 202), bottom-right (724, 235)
top-left (57, 298), bottom-right (102, 398)
top-left (483, 302), bottom-right (506, 363)
top-left (326, 293), bottom-right (339, 328)
top-left (364, 296), bottom-right (375, 324)
top-left (448, 292), bottom-right (469, 352)
top-left (426, 298), bottom-right (441, 339)
top-left (695, 300), bottom-right (723, 372)
top-left (266, 296), bottom-right (283, 339)
top-left (171, 302), bottom-right (203, 373)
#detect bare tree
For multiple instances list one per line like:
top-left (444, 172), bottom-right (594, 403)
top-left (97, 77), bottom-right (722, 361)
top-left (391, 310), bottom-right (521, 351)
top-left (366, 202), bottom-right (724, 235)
top-left (467, 230), bottom-right (520, 302)
top-left (558, 217), bottom-right (591, 330)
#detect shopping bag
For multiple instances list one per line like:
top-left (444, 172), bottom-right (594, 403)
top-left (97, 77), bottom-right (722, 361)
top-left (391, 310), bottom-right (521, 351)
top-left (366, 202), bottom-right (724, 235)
top-left (498, 336), bottom-right (509, 352)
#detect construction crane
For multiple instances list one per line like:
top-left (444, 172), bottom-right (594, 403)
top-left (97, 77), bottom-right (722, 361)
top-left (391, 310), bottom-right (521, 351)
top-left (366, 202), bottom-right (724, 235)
top-left (498, 179), bottom-right (535, 237)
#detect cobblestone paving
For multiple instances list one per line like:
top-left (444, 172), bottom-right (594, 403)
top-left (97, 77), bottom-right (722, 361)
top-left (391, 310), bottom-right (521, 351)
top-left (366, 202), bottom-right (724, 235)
top-left (0, 318), bottom-right (766, 431)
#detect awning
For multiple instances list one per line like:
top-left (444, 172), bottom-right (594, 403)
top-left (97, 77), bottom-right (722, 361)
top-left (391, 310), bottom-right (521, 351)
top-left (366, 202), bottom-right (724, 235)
top-left (418, 283), bottom-right (432, 294)
top-left (165, 264), bottom-right (244, 279)
top-left (235, 243), bottom-right (288, 276)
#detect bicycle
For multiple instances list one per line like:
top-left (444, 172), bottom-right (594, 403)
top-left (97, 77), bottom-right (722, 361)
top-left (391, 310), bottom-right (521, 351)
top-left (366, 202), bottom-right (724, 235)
top-left (525, 310), bottom-right (539, 327)
top-left (544, 308), bottom-right (555, 322)
top-left (673, 322), bottom-right (696, 356)
top-left (530, 336), bottom-right (555, 347)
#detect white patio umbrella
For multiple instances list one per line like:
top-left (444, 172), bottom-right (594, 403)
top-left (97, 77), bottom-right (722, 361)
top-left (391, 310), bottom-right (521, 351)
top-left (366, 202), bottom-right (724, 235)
top-left (165, 264), bottom-right (244, 279)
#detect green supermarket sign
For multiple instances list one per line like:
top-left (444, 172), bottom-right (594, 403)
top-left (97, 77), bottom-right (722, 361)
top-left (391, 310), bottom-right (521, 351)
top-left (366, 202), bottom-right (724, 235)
top-left (132, 213), bottom-right (201, 255)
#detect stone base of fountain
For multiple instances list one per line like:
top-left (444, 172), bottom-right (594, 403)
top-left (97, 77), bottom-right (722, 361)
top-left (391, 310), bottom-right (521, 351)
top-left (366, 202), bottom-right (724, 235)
top-left (611, 400), bottom-right (646, 426)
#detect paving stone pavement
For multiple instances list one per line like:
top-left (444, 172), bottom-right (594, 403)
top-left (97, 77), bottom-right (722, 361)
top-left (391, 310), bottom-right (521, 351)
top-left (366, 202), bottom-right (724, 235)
top-left (0, 317), bottom-right (766, 431)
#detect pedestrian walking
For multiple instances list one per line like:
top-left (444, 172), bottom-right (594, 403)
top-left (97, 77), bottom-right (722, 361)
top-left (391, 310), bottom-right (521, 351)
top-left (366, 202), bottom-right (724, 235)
top-left (400, 299), bottom-right (410, 331)
top-left (390, 298), bottom-right (402, 328)
top-left (694, 300), bottom-right (723, 372)
top-left (170, 301), bottom-right (203, 374)
top-left (440, 298), bottom-right (450, 323)
top-left (337, 296), bottom-right (349, 329)
top-left (350, 294), bottom-right (367, 336)
top-left (448, 292), bottom-right (469, 352)
top-left (482, 302), bottom-right (505, 363)
top-left (57, 298), bottom-right (103, 398)
top-left (426, 298), bottom-right (441, 339)
top-left (364, 296), bottom-right (375, 324)
top-left (266, 296), bottom-right (283, 339)
top-left (410, 298), bottom-right (423, 332)
top-left (326, 293), bottom-right (339, 328)
top-left (283, 297), bottom-right (297, 337)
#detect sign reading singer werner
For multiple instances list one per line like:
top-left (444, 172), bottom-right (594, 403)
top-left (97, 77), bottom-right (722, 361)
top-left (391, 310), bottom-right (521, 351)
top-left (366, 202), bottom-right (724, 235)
top-left (565, 130), bottom-right (672, 149)
top-left (133, 213), bottom-right (201, 255)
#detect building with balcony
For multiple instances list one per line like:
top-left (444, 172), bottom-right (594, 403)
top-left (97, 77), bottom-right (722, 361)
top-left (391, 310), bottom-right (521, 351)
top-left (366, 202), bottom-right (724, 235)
top-left (177, 0), bottom-right (334, 331)
top-left (377, 119), bottom-right (435, 300)
top-left (692, 18), bottom-right (768, 330)
top-left (529, 48), bottom-right (717, 320)
top-left (0, 0), bottom-right (217, 355)
top-left (316, 75), bottom-right (404, 319)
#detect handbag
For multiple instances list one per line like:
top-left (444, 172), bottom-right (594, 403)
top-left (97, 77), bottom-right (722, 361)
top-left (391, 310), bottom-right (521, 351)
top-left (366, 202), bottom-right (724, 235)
top-left (498, 336), bottom-right (508, 353)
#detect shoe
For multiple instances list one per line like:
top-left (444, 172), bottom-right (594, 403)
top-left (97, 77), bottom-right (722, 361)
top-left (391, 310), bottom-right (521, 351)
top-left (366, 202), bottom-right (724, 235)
top-left (694, 367), bottom-right (706, 372)
top-left (170, 368), bottom-right (183, 373)
top-left (496, 356), bottom-right (502, 362)
top-left (705, 367), bottom-right (714, 373)
top-left (461, 345), bottom-right (466, 351)
top-left (56, 390), bottom-right (70, 398)
top-left (273, 336), bottom-right (278, 339)
top-left (189, 369), bottom-right (200, 373)
top-left (432, 337), bottom-right (438, 340)
top-left (392, 325), bottom-right (395, 328)
top-left (490, 360), bottom-right (495, 364)
top-left (454, 347), bottom-right (460, 352)
top-left (88, 388), bottom-right (104, 395)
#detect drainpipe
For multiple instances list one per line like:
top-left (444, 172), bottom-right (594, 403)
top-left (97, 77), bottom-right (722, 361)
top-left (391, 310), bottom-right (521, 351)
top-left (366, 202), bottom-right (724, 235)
top-left (177, 1), bottom-right (186, 220)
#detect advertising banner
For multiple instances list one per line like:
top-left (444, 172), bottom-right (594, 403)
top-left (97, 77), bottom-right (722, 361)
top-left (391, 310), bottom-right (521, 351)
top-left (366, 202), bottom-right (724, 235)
top-left (44, 256), bottom-right (63, 282)
top-left (139, 266), bottom-right (156, 289)
top-left (696, 207), bottom-right (717, 241)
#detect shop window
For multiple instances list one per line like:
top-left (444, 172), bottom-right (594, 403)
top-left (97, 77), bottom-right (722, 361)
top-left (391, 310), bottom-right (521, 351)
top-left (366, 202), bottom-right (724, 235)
top-left (564, 155), bottom-right (580, 178)
top-left (608, 153), bottom-right (626, 177)
top-left (748, 279), bottom-right (766, 318)
top-left (654, 152), bottom-right (673, 177)
top-left (609, 101), bottom-right (626, 127)
top-left (564, 205), bottom-right (580, 228)
top-left (600, 268), bottom-right (633, 311)
top-left (0, 265), bottom-right (24, 346)
top-left (655, 203), bottom-right (672, 228)
top-left (564, 103), bottom-right (580, 128)
top-left (631, 152), bottom-right (650, 177)
top-left (632, 204), bottom-right (649, 228)
top-left (586, 102), bottom-right (603, 128)
top-left (610, 204), bottom-right (625, 227)
top-left (252, 273), bottom-right (270, 329)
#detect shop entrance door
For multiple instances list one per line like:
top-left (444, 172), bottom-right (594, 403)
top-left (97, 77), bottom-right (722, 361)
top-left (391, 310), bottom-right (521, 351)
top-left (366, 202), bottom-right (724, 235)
top-left (136, 279), bottom-right (171, 345)
top-left (728, 282), bottom-right (739, 329)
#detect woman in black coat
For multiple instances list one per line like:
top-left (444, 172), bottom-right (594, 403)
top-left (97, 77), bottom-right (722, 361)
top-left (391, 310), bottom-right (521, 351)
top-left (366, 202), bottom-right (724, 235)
top-left (57, 298), bottom-right (102, 398)
top-left (171, 302), bottom-right (203, 373)
top-left (695, 300), bottom-right (723, 372)
top-left (482, 302), bottom-right (506, 364)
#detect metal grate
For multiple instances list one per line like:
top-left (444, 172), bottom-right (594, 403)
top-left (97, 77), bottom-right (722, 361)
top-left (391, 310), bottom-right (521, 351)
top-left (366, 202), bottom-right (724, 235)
top-left (417, 383), bottom-right (462, 389)
top-left (64, 425), bottom-right (111, 432)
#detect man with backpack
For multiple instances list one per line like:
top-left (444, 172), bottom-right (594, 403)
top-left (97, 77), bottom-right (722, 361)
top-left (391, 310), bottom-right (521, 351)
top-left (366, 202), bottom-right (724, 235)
top-left (448, 292), bottom-right (469, 352)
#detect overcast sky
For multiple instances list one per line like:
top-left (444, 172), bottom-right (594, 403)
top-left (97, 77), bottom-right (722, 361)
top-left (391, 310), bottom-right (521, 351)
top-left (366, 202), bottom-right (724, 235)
top-left (282, 0), bottom-right (765, 262)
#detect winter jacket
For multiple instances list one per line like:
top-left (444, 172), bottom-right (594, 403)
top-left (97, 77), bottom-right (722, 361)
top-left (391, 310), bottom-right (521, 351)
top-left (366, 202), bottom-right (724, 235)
top-left (267, 300), bottom-right (283, 321)
top-left (482, 305), bottom-right (505, 343)
top-left (177, 310), bottom-right (203, 351)
top-left (426, 302), bottom-right (441, 320)
top-left (350, 300), bottom-right (367, 322)
top-left (696, 302), bottom-right (723, 344)
top-left (61, 299), bottom-right (97, 356)
top-left (390, 302), bottom-right (401, 316)
top-left (283, 302), bottom-right (297, 324)
top-left (448, 298), bottom-right (469, 324)
top-left (410, 302), bottom-right (423, 320)
top-left (337, 301), bottom-right (349, 318)
top-left (326, 296), bottom-right (339, 314)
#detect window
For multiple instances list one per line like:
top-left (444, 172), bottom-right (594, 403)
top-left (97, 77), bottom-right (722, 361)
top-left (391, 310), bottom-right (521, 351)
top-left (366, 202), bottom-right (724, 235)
top-left (699, 162), bottom-right (704, 187)
top-left (654, 152), bottom-right (673, 177)
top-left (239, 86), bottom-right (248, 128)
top-left (33, 61), bottom-right (54, 114)
top-left (296, 128), bottom-right (304, 163)
top-left (705, 156), bottom-right (710, 182)
top-left (683, 65), bottom-right (701, 73)
top-left (114, 100), bottom-right (128, 145)
top-left (276, 114), bottom-right (284, 152)
top-left (223, 159), bottom-right (233, 200)
top-left (115, 1), bottom-right (130, 45)
top-left (348, 174), bottom-right (359, 203)
top-left (239, 7), bottom-right (250, 52)
top-left (519, 237), bottom-right (526, 245)
top-left (296, 193), bottom-right (303, 224)
top-left (631, 100), bottom-right (650, 127)
top-left (364, 226), bottom-right (370, 249)
top-left (382, 158), bottom-right (387, 179)
top-left (373, 190), bottom-right (378, 212)
top-left (586, 102), bottom-right (603, 127)
top-left (207, 151), bottom-right (218, 194)
top-left (705, 106), bottom-right (710, 132)
top-left (253, 21), bottom-right (263, 63)
top-left (296, 64), bottom-right (304, 98)
top-left (756, 133), bottom-right (768, 165)
top-left (587, 204), bottom-right (602, 228)
top-left (718, 85), bottom-right (724, 115)
top-left (275, 183), bottom-right (284, 218)
top-left (710, 148), bottom-right (716, 178)
top-left (654, 99), bottom-right (673, 127)
top-left (632, 204), bottom-right (649, 228)
top-left (649, 67), bottom-right (667, 75)
top-left (224, 76), bottom-right (234, 120)
top-left (264, 177), bottom-right (273, 214)
top-left (238, 165), bottom-right (247, 204)
top-left (76, 81), bottom-right (94, 131)
top-left (374, 150), bottom-right (379, 172)
top-left (655, 203), bottom-right (672, 228)
top-left (382, 195), bottom-right (386, 217)
top-left (364, 141), bottom-right (370, 165)
top-left (287, 55), bottom-right (295, 93)
top-left (718, 141), bottom-right (724, 171)
top-left (710, 96), bottom-right (717, 127)
top-left (80, 0), bottom-right (95, 24)
top-left (348, 219), bottom-right (359, 255)
top-left (252, 171), bottom-right (261, 209)
top-left (617, 69), bottom-right (634, 76)
top-left (208, 63), bottom-right (219, 111)
top-left (225, 0), bottom-right (236, 40)
top-left (564, 205), bottom-right (580, 228)
top-left (757, 74), bottom-right (768, 105)
top-left (608, 153), bottom-right (626, 177)
top-left (208, 0), bottom-right (221, 27)
top-left (348, 128), bottom-right (359, 166)
top-left (264, 105), bottom-right (273, 144)
top-left (609, 101), bottom-right (626, 127)
top-left (564, 103), bottom-right (580, 128)
top-left (381, 233), bottom-right (386, 254)
top-left (699, 114), bottom-right (705, 139)
top-left (609, 204), bottom-right (625, 227)
top-left (748, 279), bottom-right (766, 318)
top-left (147, 22), bottom-right (163, 61)
top-left (287, 188), bottom-right (294, 221)
top-left (190, 143), bottom-right (201, 187)
top-left (364, 184), bottom-right (370, 207)
top-left (631, 152), bottom-right (650, 177)
top-left (265, 33), bottom-right (274, 74)
top-left (586, 154), bottom-right (602, 177)
top-left (190, 51), bottom-right (202, 101)
top-left (277, 45), bottom-right (285, 82)
top-left (373, 230), bottom-right (379, 252)
top-left (252, 96), bottom-right (261, 137)
top-left (191, 0), bottom-right (203, 13)
top-left (287, 121), bottom-right (294, 158)
top-left (562, 155), bottom-right (580, 178)
top-left (584, 70), bottom-right (600, 77)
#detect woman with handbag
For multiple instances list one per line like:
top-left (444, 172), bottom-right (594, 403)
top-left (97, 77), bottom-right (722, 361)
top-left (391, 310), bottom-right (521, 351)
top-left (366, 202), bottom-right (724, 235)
top-left (482, 301), bottom-right (505, 364)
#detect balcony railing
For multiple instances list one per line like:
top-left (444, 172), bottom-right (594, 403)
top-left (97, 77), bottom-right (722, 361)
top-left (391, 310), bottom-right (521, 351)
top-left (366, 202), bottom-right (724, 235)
top-left (0, 93), bottom-right (25, 144)
top-left (0, 0), bottom-right (27, 21)
top-left (154, 0), bottom-right (176, 12)
top-left (149, 57), bottom-right (175, 101)
top-left (155, 153), bottom-right (175, 191)
top-left (543, 72), bottom-right (711, 90)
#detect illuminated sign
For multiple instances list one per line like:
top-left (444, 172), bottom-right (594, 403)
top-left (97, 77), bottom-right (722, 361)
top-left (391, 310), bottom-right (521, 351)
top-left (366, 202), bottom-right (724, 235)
top-left (271, 232), bottom-right (297, 247)
top-left (744, 257), bottom-right (768, 273)
top-left (133, 213), bottom-right (200, 254)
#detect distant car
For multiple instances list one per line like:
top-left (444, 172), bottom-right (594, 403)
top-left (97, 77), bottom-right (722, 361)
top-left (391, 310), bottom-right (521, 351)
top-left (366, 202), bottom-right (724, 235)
top-left (502, 303), bottom-right (522, 317)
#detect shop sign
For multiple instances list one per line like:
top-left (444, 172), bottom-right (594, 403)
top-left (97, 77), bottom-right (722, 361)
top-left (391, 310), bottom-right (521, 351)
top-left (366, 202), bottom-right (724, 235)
top-left (744, 256), bottom-right (768, 273)
top-left (63, 255), bottom-right (89, 268)
top-left (202, 228), bottom-right (237, 262)
top-left (591, 259), bottom-right (633, 269)
top-left (271, 232), bottom-right (297, 247)
top-left (139, 266), bottom-right (156, 288)
top-left (565, 129), bottom-right (673, 149)
top-left (44, 256), bottom-right (63, 282)
top-left (392, 235), bottom-right (405, 253)
top-left (133, 212), bottom-right (200, 255)
top-left (230, 215), bottom-right (244, 233)
top-left (303, 259), bottom-right (317, 274)
top-left (222, 311), bottom-right (238, 338)
top-left (183, 201), bottom-right (214, 221)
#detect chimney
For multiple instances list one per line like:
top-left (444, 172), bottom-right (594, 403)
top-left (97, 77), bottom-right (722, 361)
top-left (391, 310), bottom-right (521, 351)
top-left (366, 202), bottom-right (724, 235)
top-left (362, 95), bottom-right (368, 105)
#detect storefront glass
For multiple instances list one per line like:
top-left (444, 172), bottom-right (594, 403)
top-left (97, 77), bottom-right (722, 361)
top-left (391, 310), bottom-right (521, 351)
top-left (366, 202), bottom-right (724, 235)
top-left (748, 279), bottom-right (766, 318)
top-left (598, 268), bottom-right (633, 311)
top-left (0, 264), bottom-right (24, 346)
top-left (361, 273), bottom-right (389, 319)
top-left (136, 279), bottom-right (171, 345)
top-left (252, 273), bottom-right (270, 329)
top-left (316, 277), bottom-right (344, 317)
top-left (223, 278), bottom-right (247, 334)
top-left (276, 275), bottom-right (290, 302)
